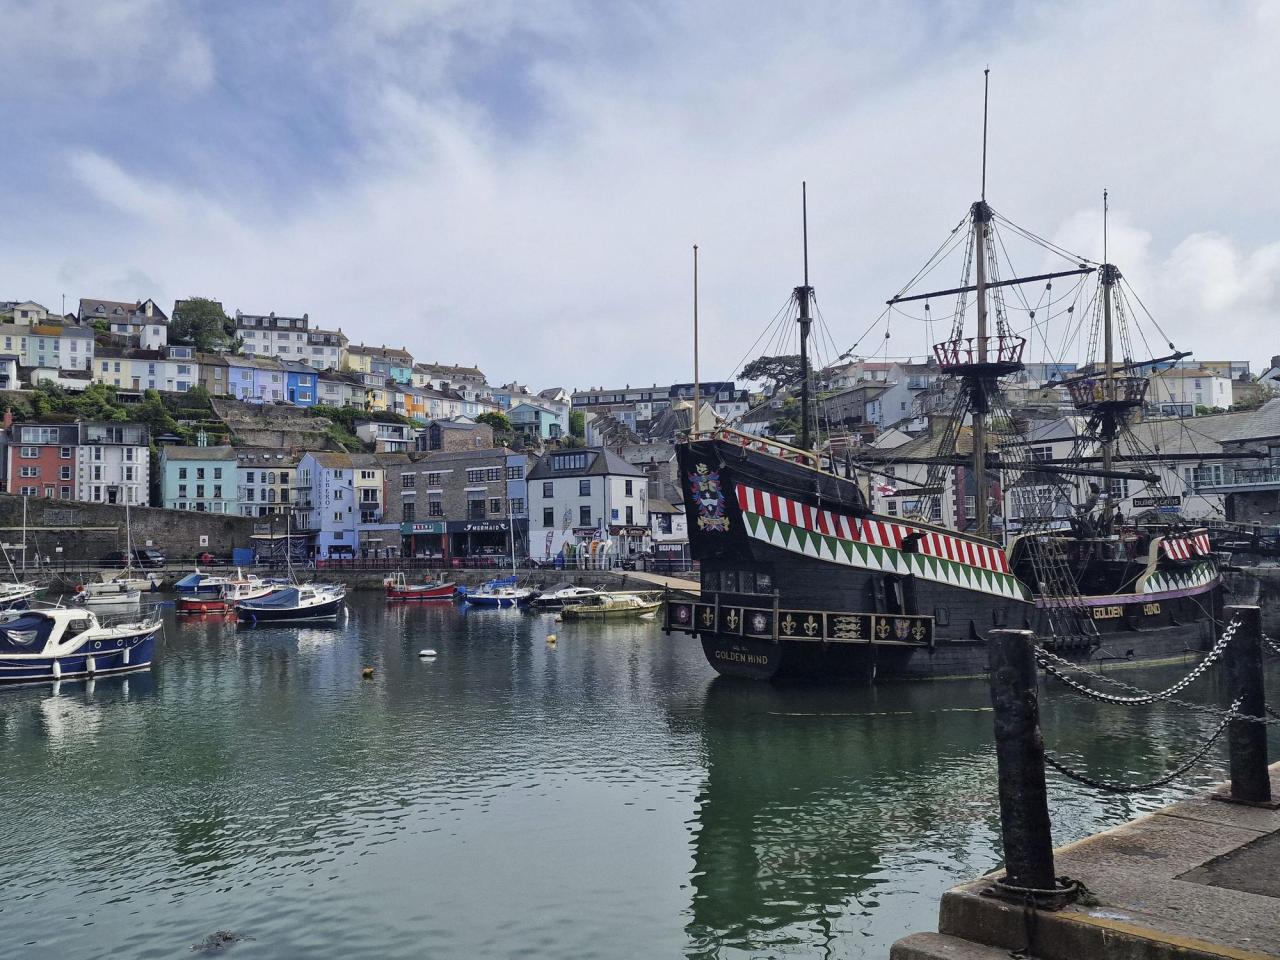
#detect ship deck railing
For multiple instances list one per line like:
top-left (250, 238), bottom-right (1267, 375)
top-left (691, 426), bottom-right (821, 467)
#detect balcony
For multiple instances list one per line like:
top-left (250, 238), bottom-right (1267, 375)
top-left (932, 336), bottom-right (1025, 376)
top-left (1198, 467), bottom-right (1280, 493)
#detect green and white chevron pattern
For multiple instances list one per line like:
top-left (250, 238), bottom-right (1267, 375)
top-left (742, 511), bottom-right (1030, 601)
top-left (1140, 561), bottom-right (1218, 595)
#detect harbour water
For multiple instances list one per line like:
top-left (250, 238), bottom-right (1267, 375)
top-left (0, 595), bottom-right (1270, 959)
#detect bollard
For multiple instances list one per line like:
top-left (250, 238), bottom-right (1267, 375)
top-left (988, 629), bottom-right (1058, 896)
top-left (1223, 605), bottom-right (1272, 805)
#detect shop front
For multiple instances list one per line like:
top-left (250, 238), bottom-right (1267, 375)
top-left (608, 524), bottom-right (650, 557)
top-left (401, 520), bottom-right (447, 559)
top-left (446, 519), bottom-right (528, 565)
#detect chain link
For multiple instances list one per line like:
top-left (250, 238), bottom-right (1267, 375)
top-left (1034, 618), bottom-right (1239, 706)
top-left (1043, 698), bottom-right (1241, 794)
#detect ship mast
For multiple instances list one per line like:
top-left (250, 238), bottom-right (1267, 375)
top-left (1100, 190), bottom-right (1116, 481)
top-left (969, 71), bottom-right (993, 537)
top-left (796, 182), bottom-right (814, 451)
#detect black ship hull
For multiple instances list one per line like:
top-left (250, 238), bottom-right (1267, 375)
top-left (670, 432), bottom-right (1222, 681)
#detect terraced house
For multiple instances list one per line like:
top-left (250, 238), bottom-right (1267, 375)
top-left (159, 444), bottom-right (237, 513)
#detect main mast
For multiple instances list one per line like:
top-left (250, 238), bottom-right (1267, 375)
top-left (1100, 190), bottom-right (1116, 480)
top-left (796, 182), bottom-right (814, 451)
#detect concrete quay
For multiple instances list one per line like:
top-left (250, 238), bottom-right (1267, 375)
top-left (891, 763), bottom-right (1280, 959)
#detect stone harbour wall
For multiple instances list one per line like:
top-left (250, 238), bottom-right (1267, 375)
top-left (0, 494), bottom-right (259, 562)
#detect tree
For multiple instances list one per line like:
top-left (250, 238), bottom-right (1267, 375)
top-left (769, 396), bottom-right (801, 438)
top-left (476, 411), bottom-right (513, 434)
top-left (569, 409), bottom-right (585, 438)
top-left (171, 297), bottom-right (233, 352)
top-left (740, 354), bottom-right (803, 397)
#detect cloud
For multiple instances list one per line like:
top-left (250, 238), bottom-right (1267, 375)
top-left (6, 0), bottom-right (1280, 388)
top-left (0, 0), bottom-right (213, 98)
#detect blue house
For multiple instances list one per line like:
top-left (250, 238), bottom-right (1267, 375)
top-left (281, 360), bottom-right (318, 407)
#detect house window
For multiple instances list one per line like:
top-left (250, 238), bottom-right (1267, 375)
top-left (467, 496), bottom-right (486, 520)
top-left (60, 446), bottom-right (72, 459)
top-left (509, 498), bottom-right (524, 514)
top-left (19, 446), bottom-right (37, 458)
top-left (489, 497), bottom-right (503, 514)
top-left (543, 507), bottom-right (554, 526)
top-left (403, 502), bottom-right (415, 522)
top-left (428, 493), bottom-right (443, 516)
top-left (244, 471), bottom-right (254, 483)
top-left (1030, 445), bottom-right (1053, 462)
top-left (402, 474), bottom-right (415, 488)
top-left (466, 468), bottom-right (485, 483)
top-left (486, 468), bottom-right (501, 482)
top-left (214, 467), bottom-right (222, 479)
top-left (19, 466), bottom-right (38, 478)
top-left (427, 472), bottom-right (442, 485)
top-left (965, 496), bottom-right (976, 519)
top-left (552, 453), bottom-right (588, 471)
top-left (507, 465), bottom-right (524, 480)
top-left (60, 466), bottom-right (71, 481)
top-left (579, 505), bottom-right (592, 526)
top-left (626, 506), bottom-right (634, 525)
top-left (1108, 478), bottom-right (1130, 500)
top-left (579, 479), bottom-right (591, 496)
top-left (542, 481), bottom-right (553, 498)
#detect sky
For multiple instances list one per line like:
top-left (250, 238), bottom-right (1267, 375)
top-left (4, 0), bottom-right (1280, 391)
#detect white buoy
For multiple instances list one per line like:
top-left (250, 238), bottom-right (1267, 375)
top-left (52, 659), bottom-right (61, 680)
top-left (86, 656), bottom-right (96, 674)
top-left (122, 646), bottom-right (130, 665)
top-left (418, 649), bottom-right (437, 658)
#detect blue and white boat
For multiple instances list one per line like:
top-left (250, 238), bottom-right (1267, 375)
top-left (235, 584), bottom-right (346, 624)
top-left (460, 576), bottom-right (537, 608)
top-left (174, 570), bottom-right (230, 596)
top-left (0, 606), bottom-right (162, 685)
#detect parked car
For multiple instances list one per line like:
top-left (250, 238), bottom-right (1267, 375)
top-left (101, 548), bottom-right (167, 569)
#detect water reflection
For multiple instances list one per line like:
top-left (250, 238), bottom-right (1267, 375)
top-left (0, 596), bottom-right (1271, 960)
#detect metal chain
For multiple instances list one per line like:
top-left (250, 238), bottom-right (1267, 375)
top-left (1034, 618), bottom-right (1239, 706)
top-left (1043, 698), bottom-right (1241, 794)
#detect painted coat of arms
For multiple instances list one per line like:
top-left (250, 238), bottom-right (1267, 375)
top-left (688, 463), bottom-right (730, 532)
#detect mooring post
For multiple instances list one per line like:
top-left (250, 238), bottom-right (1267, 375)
top-left (988, 628), bottom-right (1057, 893)
top-left (1223, 604), bottom-right (1271, 805)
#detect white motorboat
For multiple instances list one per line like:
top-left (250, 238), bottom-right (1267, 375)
top-left (0, 581), bottom-right (41, 610)
top-left (530, 584), bottom-right (604, 609)
top-left (74, 581), bottom-right (142, 610)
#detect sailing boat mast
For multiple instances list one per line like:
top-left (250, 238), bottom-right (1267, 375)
top-left (692, 244), bottom-right (701, 433)
top-left (796, 182), bottom-right (814, 451)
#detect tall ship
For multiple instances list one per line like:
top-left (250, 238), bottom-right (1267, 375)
top-left (665, 80), bottom-right (1222, 681)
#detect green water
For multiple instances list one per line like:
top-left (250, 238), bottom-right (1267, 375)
top-left (0, 596), bottom-right (1266, 958)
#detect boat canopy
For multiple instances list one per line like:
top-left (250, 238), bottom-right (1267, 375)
top-left (242, 587), bottom-right (303, 608)
top-left (0, 612), bottom-right (58, 654)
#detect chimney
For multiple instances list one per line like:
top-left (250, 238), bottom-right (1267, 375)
top-left (1272, 356), bottom-right (1280, 371)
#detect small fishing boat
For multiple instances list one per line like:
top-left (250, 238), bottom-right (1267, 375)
top-left (177, 576), bottom-right (278, 615)
top-left (460, 576), bottom-right (536, 608)
top-left (384, 572), bottom-right (456, 602)
top-left (99, 569), bottom-right (162, 592)
top-left (0, 606), bottom-right (163, 684)
top-left (559, 593), bottom-right (663, 620)
top-left (74, 581), bottom-right (141, 610)
top-left (236, 584), bottom-right (346, 624)
top-left (530, 584), bottom-right (604, 610)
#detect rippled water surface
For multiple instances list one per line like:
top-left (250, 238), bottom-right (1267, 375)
top-left (1, 595), bottom-right (1270, 958)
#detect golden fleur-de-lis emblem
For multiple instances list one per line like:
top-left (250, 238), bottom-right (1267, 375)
top-left (803, 615), bottom-right (819, 636)
top-left (781, 614), bottom-right (796, 636)
top-left (726, 609), bottom-right (739, 630)
top-left (701, 608), bottom-right (714, 627)
top-left (876, 619), bottom-right (891, 639)
top-left (912, 623), bottom-right (926, 641)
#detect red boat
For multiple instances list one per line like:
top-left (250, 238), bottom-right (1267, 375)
top-left (176, 595), bottom-right (230, 614)
top-left (384, 573), bottom-right (456, 601)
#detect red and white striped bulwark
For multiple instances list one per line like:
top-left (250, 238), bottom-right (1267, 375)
top-left (1161, 530), bottom-right (1212, 561)
top-left (734, 483), bottom-right (1010, 575)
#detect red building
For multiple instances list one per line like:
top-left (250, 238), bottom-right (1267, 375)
top-left (5, 422), bottom-right (80, 499)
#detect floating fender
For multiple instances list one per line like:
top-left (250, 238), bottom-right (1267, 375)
top-left (52, 659), bottom-right (62, 680)
top-left (122, 646), bottom-right (130, 665)
top-left (418, 649), bottom-right (437, 658)
top-left (86, 656), bottom-right (96, 674)
top-left (546, 634), bottom-right (557, 646)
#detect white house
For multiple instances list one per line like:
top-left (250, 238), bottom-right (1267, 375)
top-left (80, 297), bottom-right (168, 350)
top-left (76, 422), bottom-right (150, 505)
top-left (527, 447), bottom-right (647, 563)
top-left (297, 451), bottom-right (359, 557)
top-left (94, 346), bottom-right (199, 392)
top-left (1148, 368), bottom-right (1233, 416)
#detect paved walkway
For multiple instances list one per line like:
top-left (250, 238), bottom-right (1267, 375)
top-left (624, 570), bottom-right (700, 593)
top-left (893, 764), bottom-right (1280, 959)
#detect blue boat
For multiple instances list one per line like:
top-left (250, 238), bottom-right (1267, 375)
top-left (0, 607), bottom-right (162, 685)
top-left (235, 584), bottom-right (346, 624)
top-left (174, 571), bottom-right (228, 596)
top-left (460, 576), bottom-right (536, 608)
